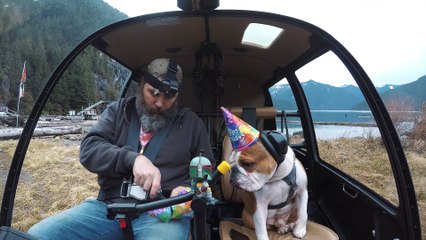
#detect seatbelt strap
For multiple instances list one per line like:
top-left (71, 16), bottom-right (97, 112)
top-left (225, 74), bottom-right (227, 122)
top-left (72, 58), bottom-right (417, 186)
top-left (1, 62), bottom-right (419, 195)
top-left (142, 107), bottom-right (189, 161)
top-left (127, 106), bottom-right (190, 158)
top-left (116, 215), bottom-right (135, 240)
top-left (127, 110), bottom-right (141, 152)
top-left (143, 116), bottom-right (175, 161)
top-left (120, 106), bottom-right (189, 240)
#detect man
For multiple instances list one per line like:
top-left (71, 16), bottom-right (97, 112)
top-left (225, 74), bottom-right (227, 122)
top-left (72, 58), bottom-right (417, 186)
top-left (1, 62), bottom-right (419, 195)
top-left (28, 58), bottom-right (214, 240)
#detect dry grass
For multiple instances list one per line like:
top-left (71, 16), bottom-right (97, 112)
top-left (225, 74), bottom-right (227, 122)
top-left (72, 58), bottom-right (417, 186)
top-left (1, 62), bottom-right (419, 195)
top-left (318, 137), bottom-right (426, 239)
top-left (406, 149), bottom-right (426, 239)
top-left (0, 136), bottom-right (425, 238)
top-left (0, 136), bottom-right (98, 231)
top-left (318, 138), bottom-right (399, 204)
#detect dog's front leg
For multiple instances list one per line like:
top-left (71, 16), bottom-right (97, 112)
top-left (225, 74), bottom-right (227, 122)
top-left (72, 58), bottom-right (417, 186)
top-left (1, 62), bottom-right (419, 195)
top-left (253, 206), bottom-right (269, 240)
top-left (293, 189), bottom-right (308, 238)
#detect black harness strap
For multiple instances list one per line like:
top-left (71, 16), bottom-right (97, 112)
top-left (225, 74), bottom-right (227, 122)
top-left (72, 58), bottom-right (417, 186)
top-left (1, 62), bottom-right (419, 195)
top-left (268, 160), bottom-right (298, 209)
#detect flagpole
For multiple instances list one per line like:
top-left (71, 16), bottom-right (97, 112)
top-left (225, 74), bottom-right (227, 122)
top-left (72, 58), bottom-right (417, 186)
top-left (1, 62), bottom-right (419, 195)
top-left (16, 61), bottom-right (26, 127)
top-left (16, 86), bottom-right (21, 127)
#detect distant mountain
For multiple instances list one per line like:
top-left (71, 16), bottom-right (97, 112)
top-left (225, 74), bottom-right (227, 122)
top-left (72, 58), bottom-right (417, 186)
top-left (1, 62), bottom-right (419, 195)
top-left (381, 75), bottom-right (426, 110)
top-left (377, 84), bottom-right (398, 94)
top-left (269, 84), bottom-right (297, 110)
top-left (270, 80), bottom-right (364, 110)
top-left (270, 75), bottom-right (426, 111)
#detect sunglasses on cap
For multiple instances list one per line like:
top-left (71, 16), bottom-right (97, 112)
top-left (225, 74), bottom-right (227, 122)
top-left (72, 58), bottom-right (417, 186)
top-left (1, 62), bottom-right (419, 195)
top-left (144, 60), bottom-right (179, 98)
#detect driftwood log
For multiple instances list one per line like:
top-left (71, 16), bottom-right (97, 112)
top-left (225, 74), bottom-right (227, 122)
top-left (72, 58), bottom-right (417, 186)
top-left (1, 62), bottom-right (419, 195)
top-left (0, 126), bottom-right (84, 140)
top-left (0, 118), bottom-right (97, 140)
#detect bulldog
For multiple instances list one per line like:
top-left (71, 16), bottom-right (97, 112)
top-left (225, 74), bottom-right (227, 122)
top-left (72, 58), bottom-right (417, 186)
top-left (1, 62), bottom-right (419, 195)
top-left (227, 130), bottom-right (308, 240)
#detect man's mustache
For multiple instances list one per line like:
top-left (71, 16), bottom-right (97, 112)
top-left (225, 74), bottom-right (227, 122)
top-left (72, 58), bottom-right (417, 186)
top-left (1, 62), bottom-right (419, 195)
top-left (146, 106), bottom-right (166, 116)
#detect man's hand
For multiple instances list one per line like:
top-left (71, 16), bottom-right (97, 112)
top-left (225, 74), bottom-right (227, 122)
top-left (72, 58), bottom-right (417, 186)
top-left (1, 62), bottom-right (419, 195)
top-left (133, 155), bottom-right (161, 198)
top-left (170, 186), bottom-right (191, 197)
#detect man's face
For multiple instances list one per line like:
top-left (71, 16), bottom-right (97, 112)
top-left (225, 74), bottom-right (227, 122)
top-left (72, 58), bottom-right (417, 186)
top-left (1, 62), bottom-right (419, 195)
top-left (142, 82), bottom-right (178, 113)
top-left (136, 81), bottom-right (178, 132)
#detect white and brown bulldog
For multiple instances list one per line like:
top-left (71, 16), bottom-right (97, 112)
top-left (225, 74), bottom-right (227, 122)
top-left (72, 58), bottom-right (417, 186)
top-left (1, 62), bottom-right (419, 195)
top-left (227, 131), bottom-right (308, 240)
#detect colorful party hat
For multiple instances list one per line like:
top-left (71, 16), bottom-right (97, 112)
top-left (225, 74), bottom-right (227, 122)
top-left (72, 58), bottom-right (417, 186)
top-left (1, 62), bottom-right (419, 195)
top-left (221, 107), bottom-right (260, 151)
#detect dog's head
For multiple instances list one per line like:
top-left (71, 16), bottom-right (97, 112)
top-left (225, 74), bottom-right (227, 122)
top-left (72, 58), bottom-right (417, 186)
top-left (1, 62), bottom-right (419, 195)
top-left (228, 140), bottom-right (276, 192)
top-left (221, 106), bottom-right (288, 192)
top-left (228, 131), bottom-right (288, 192)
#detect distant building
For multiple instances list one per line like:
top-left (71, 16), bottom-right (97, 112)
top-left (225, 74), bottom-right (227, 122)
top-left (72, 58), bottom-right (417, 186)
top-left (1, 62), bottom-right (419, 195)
top-left (83, 109), bottom-right (97, 120)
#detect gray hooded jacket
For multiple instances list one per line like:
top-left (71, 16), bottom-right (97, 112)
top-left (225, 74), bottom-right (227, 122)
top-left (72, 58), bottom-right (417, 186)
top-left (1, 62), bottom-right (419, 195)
top-left (80, 97), bottom-right (214, 196)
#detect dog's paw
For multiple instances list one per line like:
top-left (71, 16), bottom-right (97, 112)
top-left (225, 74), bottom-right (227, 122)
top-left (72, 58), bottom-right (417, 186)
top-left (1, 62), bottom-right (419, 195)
top-left (277, 227), bottom-right (289, 235)
top-left (277, 223), bottom-right (294, 235)
top-left (292, 225), bottom-right (307, 239)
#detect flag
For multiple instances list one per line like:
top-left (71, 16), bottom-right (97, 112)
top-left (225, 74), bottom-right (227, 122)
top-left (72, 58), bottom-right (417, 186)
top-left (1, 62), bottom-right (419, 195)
top-left (19, 82), bottom-right (25, 98)
top-left (21, 61), bottom-right (26, 83)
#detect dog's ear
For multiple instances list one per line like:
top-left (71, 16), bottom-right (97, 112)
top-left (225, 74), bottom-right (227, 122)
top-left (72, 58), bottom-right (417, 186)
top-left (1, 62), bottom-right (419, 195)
top-left (223, 135), bottom-right (235, 163)
top-left (240, 141), bottom-right (277, 174)
top-left (260, 131), bottom-right (288, 163)
top-left (228, 150), bottom-right (241, 164)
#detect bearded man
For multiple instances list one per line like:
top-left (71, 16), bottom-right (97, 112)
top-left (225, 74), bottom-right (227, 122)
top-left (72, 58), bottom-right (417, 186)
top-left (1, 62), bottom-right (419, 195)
top-left (28, 58), bottom-right (214, 240)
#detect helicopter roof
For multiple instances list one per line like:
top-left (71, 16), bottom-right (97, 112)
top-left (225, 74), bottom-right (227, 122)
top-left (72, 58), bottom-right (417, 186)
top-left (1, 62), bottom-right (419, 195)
top-left (89, 10), bottom-right (337, 110)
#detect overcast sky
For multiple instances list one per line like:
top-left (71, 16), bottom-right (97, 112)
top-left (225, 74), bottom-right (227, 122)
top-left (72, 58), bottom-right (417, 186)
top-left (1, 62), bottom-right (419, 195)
top-left (103, 0), bottom-right (426, 87)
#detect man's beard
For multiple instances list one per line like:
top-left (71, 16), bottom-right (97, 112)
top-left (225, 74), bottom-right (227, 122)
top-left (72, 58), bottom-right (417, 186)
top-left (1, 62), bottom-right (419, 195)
top-left (135, 94), bottom-right (178, 132)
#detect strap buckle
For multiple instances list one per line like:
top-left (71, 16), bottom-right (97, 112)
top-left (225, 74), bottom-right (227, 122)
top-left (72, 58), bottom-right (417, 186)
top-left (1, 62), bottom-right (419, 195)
top-left (120, 177), bottom-right (148, 200)
top-left (129, 185), bottom-right (148, 201)
top-left (120, 178), bottom-right (132, 198)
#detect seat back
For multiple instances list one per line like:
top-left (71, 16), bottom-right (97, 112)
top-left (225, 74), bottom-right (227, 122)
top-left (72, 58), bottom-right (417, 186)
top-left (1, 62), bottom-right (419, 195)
top-left (219, 134), bottom-right (244, 202)
top-left (223, 106), bottom-right (276, 130)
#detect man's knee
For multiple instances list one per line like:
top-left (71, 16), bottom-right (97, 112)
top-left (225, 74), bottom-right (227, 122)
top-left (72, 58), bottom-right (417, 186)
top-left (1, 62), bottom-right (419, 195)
top-left (133, 217), bottom-right (190, 239)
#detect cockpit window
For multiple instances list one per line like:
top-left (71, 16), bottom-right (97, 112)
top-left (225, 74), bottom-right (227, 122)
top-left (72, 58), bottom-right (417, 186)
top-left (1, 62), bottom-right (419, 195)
top-left (268, 78), bottom-right (305, 145)
top-left (296, 51), bottom-right (399, 206)
top-left (42, 46), bottom-right (131, 116)
top-left (242, 23), bottom-right (284, 49)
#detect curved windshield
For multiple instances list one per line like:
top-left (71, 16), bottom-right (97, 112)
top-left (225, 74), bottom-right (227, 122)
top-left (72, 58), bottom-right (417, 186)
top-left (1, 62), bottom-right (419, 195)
top-left (0, 0), bottom-right (424, 237)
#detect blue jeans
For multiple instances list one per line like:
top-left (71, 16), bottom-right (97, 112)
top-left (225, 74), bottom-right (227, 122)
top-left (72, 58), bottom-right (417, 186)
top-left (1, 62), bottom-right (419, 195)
top-left (27, 199), bottom-right (190, 240)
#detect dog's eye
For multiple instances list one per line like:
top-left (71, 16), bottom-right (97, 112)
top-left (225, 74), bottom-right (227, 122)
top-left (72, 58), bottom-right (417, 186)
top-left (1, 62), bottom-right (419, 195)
top-left (241, 162), bottom-right (254, 169)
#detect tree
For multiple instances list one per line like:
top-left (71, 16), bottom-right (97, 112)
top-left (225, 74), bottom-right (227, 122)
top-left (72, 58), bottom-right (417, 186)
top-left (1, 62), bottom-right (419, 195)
top-left (408, 101), bottom-right (426, 140)
top-left (384, 95), bottom-right (416, 136)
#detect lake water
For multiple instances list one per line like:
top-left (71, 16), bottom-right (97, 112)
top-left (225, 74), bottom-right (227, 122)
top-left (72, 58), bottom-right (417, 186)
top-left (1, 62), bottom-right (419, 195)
top-left (310, 110), bottom-right (374, 124)
top-left (277, 110), bottom-right (418, 140)
top-left (288, 124), bottom-right (381, 140)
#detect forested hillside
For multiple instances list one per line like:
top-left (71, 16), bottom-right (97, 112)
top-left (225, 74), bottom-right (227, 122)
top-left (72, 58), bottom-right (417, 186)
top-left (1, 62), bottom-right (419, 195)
top-left (381, 75), bottom-right (426, 110)
top-left (352, 75), bottom-right (426, 111)
top-left (0, 0), bottom-right (127, 114)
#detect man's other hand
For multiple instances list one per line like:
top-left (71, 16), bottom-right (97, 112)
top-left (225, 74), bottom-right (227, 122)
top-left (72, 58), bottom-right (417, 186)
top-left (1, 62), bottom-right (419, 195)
top-left (170, 186), bottom-right (191, 197)
top-left (133, 155), bottom-right (161, 198)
